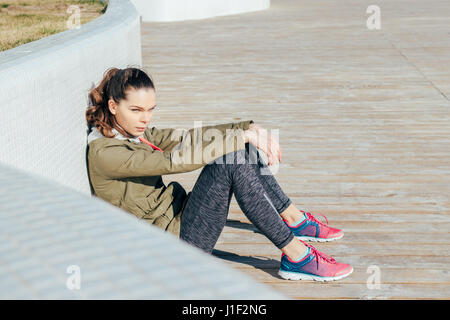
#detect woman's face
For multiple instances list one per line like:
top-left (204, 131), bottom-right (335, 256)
top-left (108, 87), bottom-right (156, 138)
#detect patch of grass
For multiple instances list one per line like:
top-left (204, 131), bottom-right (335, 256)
top-left (14, 13), bottom-right (35, 17)
top-left (75, 0), bottom-right (105, 4)
top-left (0, 0), bottom-right (107, 52)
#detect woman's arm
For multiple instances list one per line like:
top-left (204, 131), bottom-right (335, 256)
top-left (145, 120), bottom-right (255, 152)
top-left (93, 121), bottom-right (253, 178)
top-left (244, 123), bottom-right (282, 166)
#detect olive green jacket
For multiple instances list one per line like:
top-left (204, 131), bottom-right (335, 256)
top-left (86, 120), bottom-right (254, 237)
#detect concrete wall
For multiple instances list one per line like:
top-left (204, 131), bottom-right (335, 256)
top-left (0, 0), bottom-right (271, 196)
top-left (131, 0), bottom-right (270, 22)
top-left (0, 0), bottom-right (142, 197)
top-left (0, 162), bottom-right (285, 299)
top-left (0, 0), bottom-right (287, 299)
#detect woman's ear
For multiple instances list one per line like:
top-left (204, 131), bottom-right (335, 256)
top-left (108, 99), bottom-right (117, 115)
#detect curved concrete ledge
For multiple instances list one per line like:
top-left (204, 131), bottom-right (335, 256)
top-left (0, 162), bottom-right (285, 299)
top-left (0, 0), bottom-right (141, 196)
top-left (0, 0), bottom-right (285, 299)
top-left (131, 0), bottom-right (270, 22)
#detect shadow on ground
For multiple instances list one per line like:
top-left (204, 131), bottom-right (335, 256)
top-left (224, 218), bottom-right (263, 234)
top-left (212, 219), bottom-right (284, 280)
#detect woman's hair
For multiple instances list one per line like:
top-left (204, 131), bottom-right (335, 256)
top-left (86, 66), bottom-right (155, 138)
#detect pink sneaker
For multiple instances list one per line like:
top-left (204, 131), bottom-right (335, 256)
top-left (283, 210), bottom-right (344, 242)
top-left (278, 241), bottom-right (353, 281)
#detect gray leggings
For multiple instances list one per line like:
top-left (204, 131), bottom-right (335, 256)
top-left (179, 142), bottom-right (295, 254)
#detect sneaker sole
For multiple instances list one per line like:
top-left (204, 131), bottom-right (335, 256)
top-left (295, 233), bottom-right (344, 242)
top-left (278, 267), bottom-right (353, 282)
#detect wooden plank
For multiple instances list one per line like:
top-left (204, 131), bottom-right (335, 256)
top-left (226, 211), bottom-right (450, 223)
top-left (142, 0), bottom-right (450, 299)
top-left (223, 266), bottom-right (450, 285)
top-left (263, 283), bottom-right (450, 300)
top-left (212, 253), bottom-right (450, 270)
top-left (213, 242), bottom-right (450, 257)
top-left (217, 229), bottom-right (450, 244)
top-left (221, 219), bottom-right (449, 234)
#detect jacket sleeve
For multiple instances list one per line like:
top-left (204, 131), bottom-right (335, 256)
top-left (94, 120), bottom-right (254, 178)
top-left (144, 120), bottom-right (254, 152)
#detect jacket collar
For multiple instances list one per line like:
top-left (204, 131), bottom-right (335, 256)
top-left (87, 126), bottom-right (142, 144)
top-left (111, 127), bottom-right (142, 143)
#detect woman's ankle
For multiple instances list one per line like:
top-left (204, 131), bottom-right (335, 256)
top-left (280, 203), bottom-right (305, 225)
top-left (281, 238), bottom-right (308, 261)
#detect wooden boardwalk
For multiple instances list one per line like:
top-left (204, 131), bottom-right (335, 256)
top-left (141, 0), bottom-right (450, 299)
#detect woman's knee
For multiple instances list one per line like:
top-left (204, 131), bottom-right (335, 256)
top-left (204, 143), bottom-right (265, 182)
top-left (211, 143), bottom-right (259, 166)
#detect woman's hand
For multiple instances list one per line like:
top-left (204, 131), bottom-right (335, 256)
top-left (244, 124), bottom-right (282, 166)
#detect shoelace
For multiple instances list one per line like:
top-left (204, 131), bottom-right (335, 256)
top-left (300, 240), bottom-right (336, 267)
top-left (301, 210), bottom-right (329, 226)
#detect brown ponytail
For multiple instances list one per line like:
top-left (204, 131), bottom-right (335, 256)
top-left (86, 66), bottom-right (155, 138)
